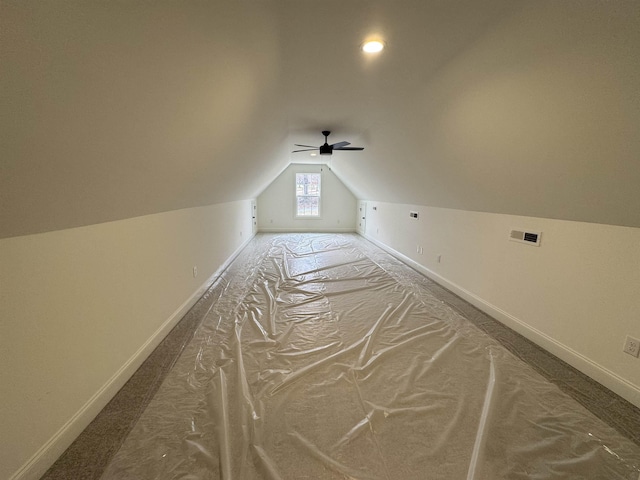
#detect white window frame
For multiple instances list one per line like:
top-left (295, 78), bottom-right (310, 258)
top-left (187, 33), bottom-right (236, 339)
top-left (295, 172), bottom-right (322, 218)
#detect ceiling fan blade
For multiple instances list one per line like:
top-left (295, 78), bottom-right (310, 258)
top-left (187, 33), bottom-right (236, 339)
top-left (292, 148), bottom-right (319, 153)
top-left (330, 141), bottom-right (350, 149)
top-left (294, 144), bottom-right (319, 148)
top-left (333, 146), bottom-right (364, 151)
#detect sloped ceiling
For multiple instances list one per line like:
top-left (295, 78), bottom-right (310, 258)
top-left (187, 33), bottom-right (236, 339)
top-left (323, 1), bottom-right (640, 229)
top-left (2, 1), bottom-right (639, 238)
top-left (1, 1), bottom-right (289, 237)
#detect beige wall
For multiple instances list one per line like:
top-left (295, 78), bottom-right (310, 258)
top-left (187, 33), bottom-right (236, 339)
top-left (361, 201), bottom-right (640, 408)
top-left (2, 2), bottom-right (639, 477)
top-left (258, 164), bottom-right (357, 232)
top-left (0, 1), bottom-right (286, 239)
top-left (0, 200), bottom-right (254, 480)
top-left (333, 1), bottom-right (640, 228)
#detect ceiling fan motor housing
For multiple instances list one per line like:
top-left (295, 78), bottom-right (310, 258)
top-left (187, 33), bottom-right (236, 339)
top-left (292, 130), bottom-right (363, 155)
top-left (320, 144), bottom-right (333, 155)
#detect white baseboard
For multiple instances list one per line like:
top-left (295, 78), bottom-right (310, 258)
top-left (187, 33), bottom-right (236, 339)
top-left (361, 233), bottom-right (640, 409)
top-left (10, 233), bottom-right (256, 480)
top-left (258, 227), bottom-right (357, 233)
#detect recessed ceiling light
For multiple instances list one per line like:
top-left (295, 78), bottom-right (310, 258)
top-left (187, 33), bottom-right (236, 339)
top-left (362, 40), bottom-right (384, 53)
top-left (310, 153), bottom-right (317, 157)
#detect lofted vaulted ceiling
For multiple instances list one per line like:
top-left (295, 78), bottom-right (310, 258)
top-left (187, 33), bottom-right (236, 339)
top-left (2, 0), bottom-right (639, 238)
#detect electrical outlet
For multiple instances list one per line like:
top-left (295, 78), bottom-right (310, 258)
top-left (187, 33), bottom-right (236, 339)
top-left (623, 336), bottom-right (640, 357)
top-left (192, 266), bottom-right (198, 278)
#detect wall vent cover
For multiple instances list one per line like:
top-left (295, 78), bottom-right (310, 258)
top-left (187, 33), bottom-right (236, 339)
top-left (509, 229), bottom-right (542, 246)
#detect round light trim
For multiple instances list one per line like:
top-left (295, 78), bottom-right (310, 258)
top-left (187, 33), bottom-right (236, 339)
top-left (362, 40), bottom-right (384, 53)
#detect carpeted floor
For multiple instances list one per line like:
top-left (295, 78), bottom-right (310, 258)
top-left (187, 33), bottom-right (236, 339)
top-left (42, 233), bottom-right (640, 479)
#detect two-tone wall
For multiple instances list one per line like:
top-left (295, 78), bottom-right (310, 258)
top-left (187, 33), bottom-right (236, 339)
top-left (0, 200), bottom-right (254, 480)
top-left (332, 3), bottom-right (640, 412)
top-left (360, 201), bottom-right (640, 409)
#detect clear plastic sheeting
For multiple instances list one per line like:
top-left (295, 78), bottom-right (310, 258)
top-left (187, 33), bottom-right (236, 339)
top-left (102, 233), bottom-right (640, 479)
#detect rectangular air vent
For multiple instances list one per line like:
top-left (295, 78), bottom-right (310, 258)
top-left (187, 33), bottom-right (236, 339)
top-left (509, 229), bottom-right (542, 246)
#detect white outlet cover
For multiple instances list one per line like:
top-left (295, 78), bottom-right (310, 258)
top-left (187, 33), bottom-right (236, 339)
top-left (623, 336), bottom-right (640, 357)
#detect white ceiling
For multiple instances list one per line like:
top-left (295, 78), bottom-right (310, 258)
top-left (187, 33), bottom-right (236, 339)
top-left (279, 0), bottom-right (519, 141)
top-left (2, 0), bottom-right (639, 237)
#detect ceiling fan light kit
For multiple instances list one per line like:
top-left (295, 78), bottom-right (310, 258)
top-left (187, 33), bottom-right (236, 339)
top-left (293, 130), bottom-right (364, 156)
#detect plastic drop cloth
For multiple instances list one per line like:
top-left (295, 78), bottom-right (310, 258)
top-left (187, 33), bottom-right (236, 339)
top-left (102, 233), bottom-right (640, 479)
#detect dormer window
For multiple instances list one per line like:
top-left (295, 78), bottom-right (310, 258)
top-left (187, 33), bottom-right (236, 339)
top-left (295, 173), bottom-right (321, 217)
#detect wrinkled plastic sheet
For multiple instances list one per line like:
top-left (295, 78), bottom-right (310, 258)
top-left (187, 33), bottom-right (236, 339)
top-left (102, 233), bottom-right (640, 479)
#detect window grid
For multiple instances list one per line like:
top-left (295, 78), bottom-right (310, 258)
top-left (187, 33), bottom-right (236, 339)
top-left (295, 173), bottom-right (321, 217)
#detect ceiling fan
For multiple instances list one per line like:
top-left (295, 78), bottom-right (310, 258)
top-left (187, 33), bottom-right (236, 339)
top-left (293, 130), bottom-right (364, 156)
